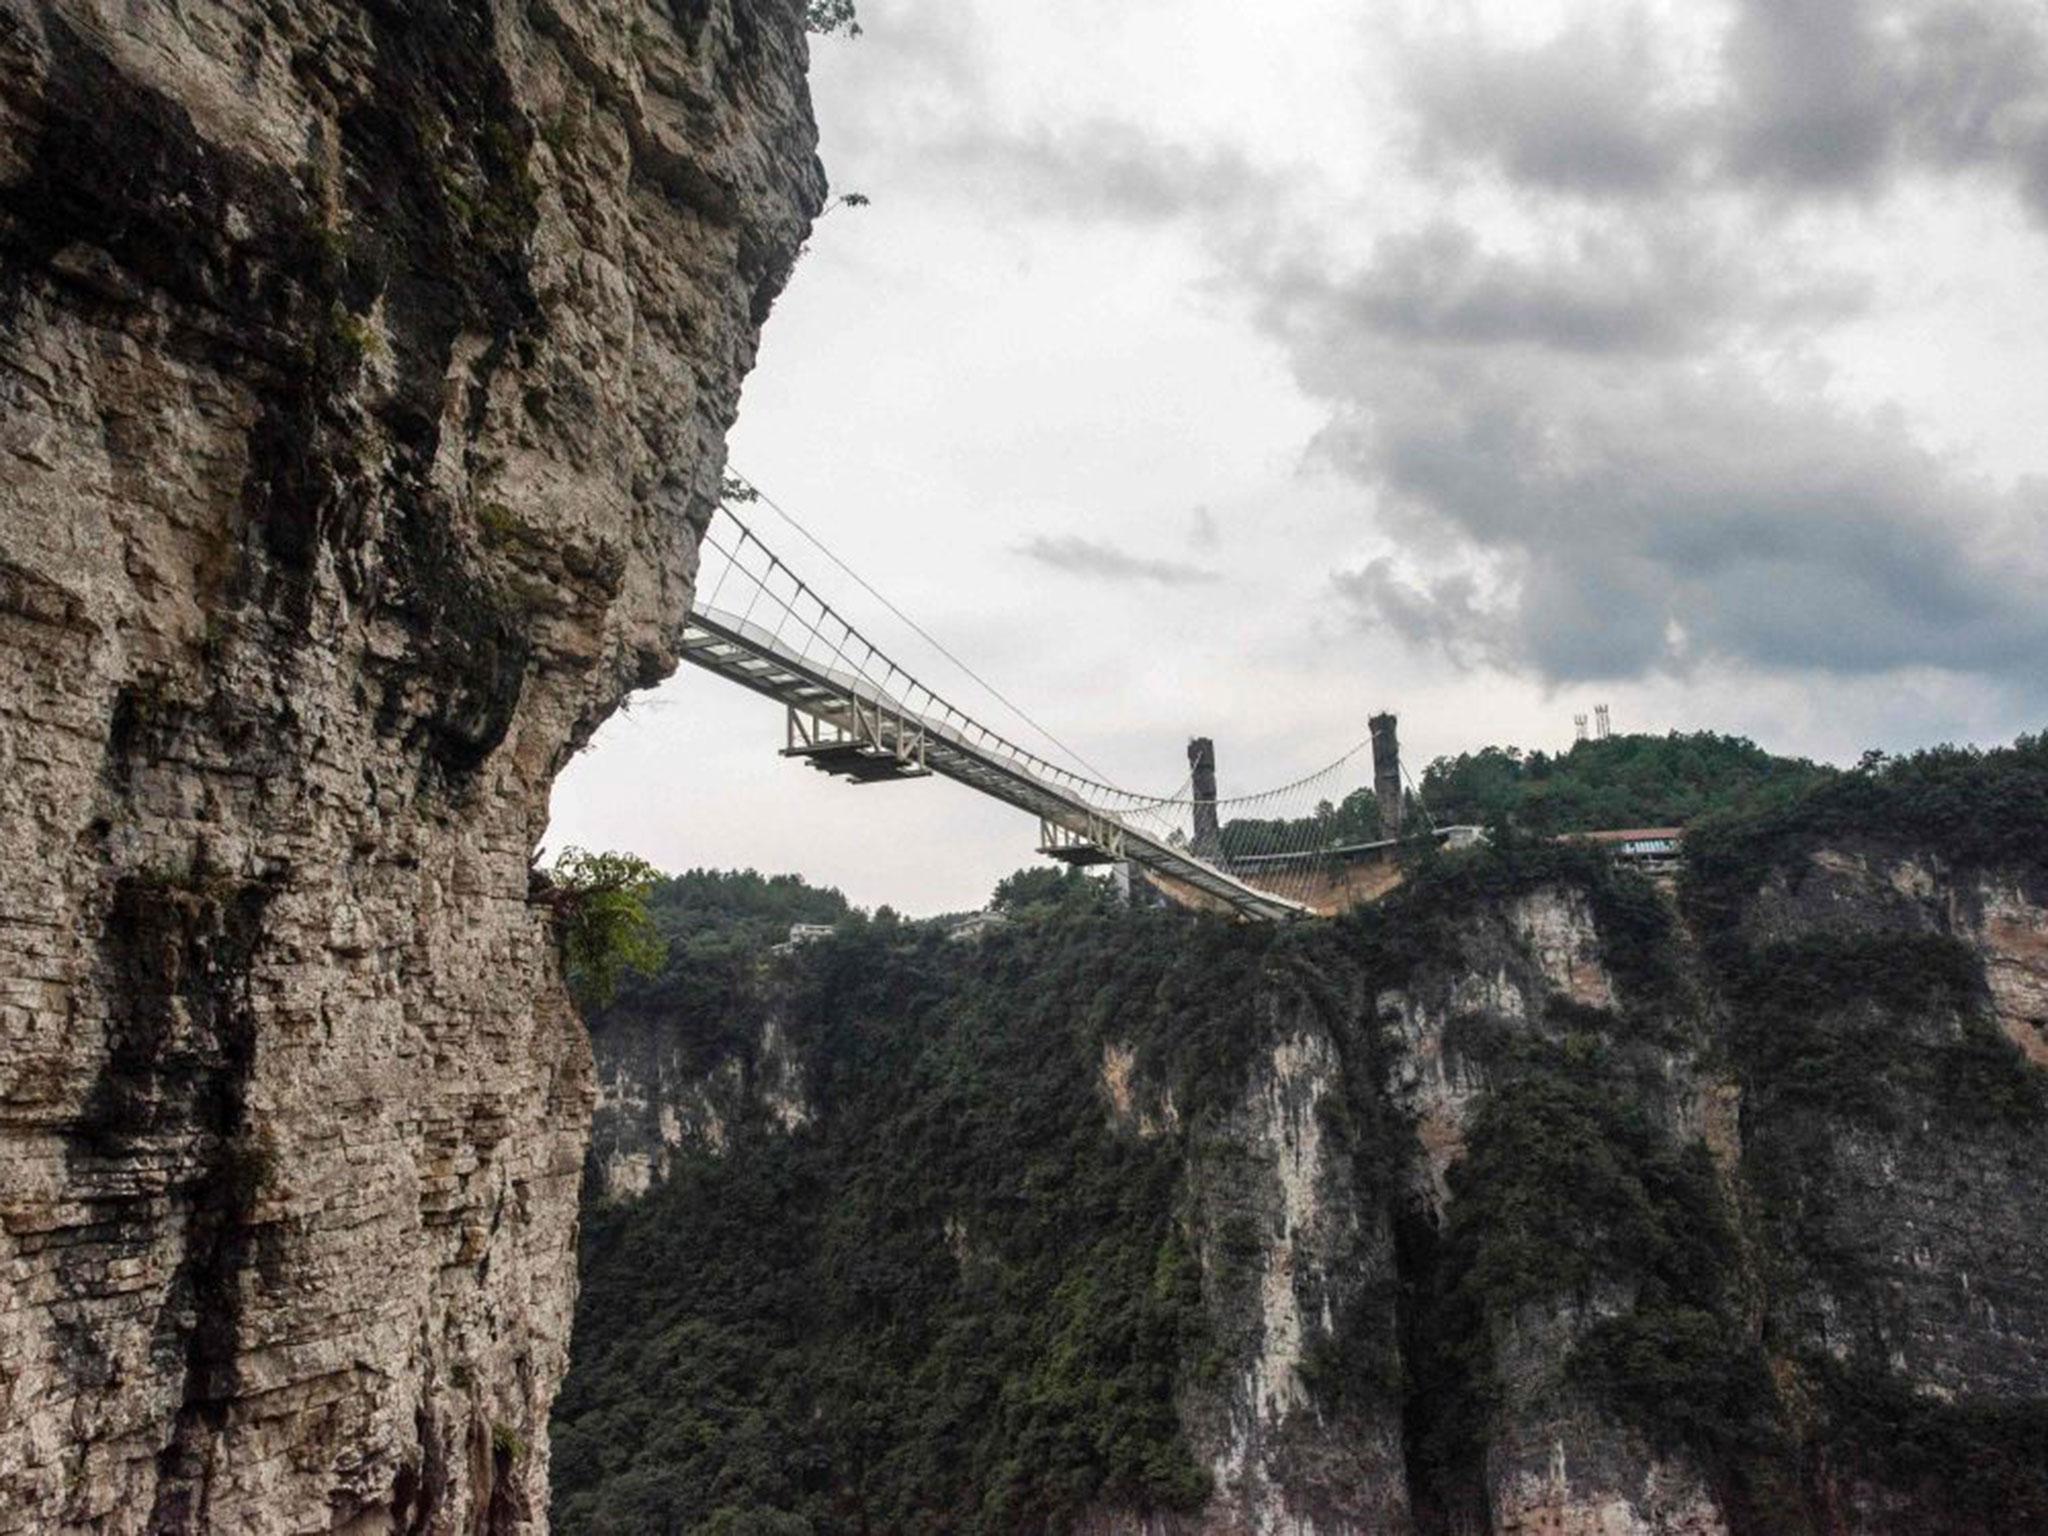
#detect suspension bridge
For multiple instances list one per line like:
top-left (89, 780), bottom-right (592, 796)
top-left (680, 497), bottom-right (1449, 921)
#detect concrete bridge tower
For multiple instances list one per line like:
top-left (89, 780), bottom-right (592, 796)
top-left (1188, 737), bottom-right (1220, 856)
top-left (1370, 713), bottom-right (1402, 837)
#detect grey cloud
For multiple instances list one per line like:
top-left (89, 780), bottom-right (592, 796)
top-left (1332, 560), bottom-right (1507, 666)
top-left (1398, 0), bottom-right (2048, 221)
top-left (1015, 535), bottom-right (1221, 586)
top-left (1721, 0), bottom-right (1899, 189)
top-left (928, 118), bottom-right (1281, 227)
top-left (1283, 222), bottom-right (1736, 356)
top-left (1258, 219), bottom-right (1865, 366)
top-left (1406, 20), bottom-right (1697, 196)
top-left (1267, 5), bottom-right (2048, 690)
top-left (1190, 506), bottom-right (1219, 549)
top-left (1726, 0), bottom-right (2048, 203)
top-left (1308, 342), bottom-right (2048, 683)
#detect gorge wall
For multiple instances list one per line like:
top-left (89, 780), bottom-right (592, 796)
top-left (560, 745), bottom-right (2048, 1535)
top-left (0, 2), bottom-right (821, 1529)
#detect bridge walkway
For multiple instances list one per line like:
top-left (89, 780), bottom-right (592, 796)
top-left (679, 509), bottom-right (1311, 922)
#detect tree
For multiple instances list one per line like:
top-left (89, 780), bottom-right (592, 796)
top-left (805, 1), bottom-right (860, 36)
top-left (989, 864), bottom-right (1116, 916)
top-left (546, 847), bottom-right (668, 1005)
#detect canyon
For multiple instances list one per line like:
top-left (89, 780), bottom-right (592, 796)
top-left (562, 753), bottom-right (2048, 1534)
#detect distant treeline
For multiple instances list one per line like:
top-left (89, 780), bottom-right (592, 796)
top-left (1218, 731), bottom-right (1832, 854)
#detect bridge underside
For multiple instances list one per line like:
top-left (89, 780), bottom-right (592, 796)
top-left (678, 608), bottom-right (1311, 922)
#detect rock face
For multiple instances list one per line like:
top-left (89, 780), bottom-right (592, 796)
top-left (0, 2), bottom-right (820, 1529)
top-left (567, 826), bottom-right (2048, 1535)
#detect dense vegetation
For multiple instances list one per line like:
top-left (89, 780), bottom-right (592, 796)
top-left (1217, 784), bottom-right (1385, 858)
top-left (1216, 731), bottom-right (1826, 858)
top-left (554, 887), bottom-right (1317, 1534)
top-left (555, 734), bottom-right (2048, 1535)
top-left (593, 868), bottom-right (851, 1075)
top-left (1418, 730), bottom-right (1829, 835)
top-left (1684, 731), bottom-right (2048, 933)
top-left (987, 863), bottom-right (1119, 916)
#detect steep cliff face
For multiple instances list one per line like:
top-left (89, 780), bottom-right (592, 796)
top-left (563, 746), bottom-right (2048, 1535)
top-left (0, 3), bottom-right (820, 1529)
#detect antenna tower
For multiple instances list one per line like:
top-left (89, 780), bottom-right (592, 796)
top-left (1594, 704), bottom-right (1611, 741)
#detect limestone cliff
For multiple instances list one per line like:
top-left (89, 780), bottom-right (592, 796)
top-left (0, 2), bottom-right (821, 1529)
top-left (560, 746), bottom-right (2048, 1535)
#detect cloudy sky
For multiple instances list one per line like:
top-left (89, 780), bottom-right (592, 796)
top-left (548, 0), bottom-right (2048, 913)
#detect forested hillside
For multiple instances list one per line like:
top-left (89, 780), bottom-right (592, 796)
top-left (1218, 731), bottom-right (1830, 857)
top-left (555, 735), bottom-right (2048, 1535)
top-left (1416, 730), bottom-right (1831, 833)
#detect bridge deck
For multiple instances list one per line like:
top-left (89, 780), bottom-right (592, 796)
top-left (679, 607), bottom-right (1310, 922)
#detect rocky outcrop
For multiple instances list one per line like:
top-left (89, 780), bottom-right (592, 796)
top-left (1178, 1019), bottom-right (1408, 1536)
top-left (572, 839), bottom-right (2048, 1535)
top-left (589, 986), bottom-right (811, 1200)
top-left (1728, 842), bottom-right (2048, 1531)
top-left (0, 2), bottom-right (821, 1529)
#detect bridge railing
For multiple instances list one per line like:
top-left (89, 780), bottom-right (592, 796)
top-left (683, 505), bottom-right (1354, 918)
top-left (695, 508), bottom-right (1191, 838)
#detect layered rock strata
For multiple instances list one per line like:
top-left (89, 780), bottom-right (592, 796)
top-left (0, 2), bottom-right (821, 1528)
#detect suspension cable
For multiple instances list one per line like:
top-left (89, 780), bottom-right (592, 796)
top-left (705, 470), bottom-right (1403, 863)
top-left (723, 467), bottom-right (1122, 789)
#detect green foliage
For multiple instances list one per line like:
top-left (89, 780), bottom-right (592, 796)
top-left (988, 864), bottom-right (1116, 917)
top-left (1814, 1366), bottom-right (2048, 1528)
top-left (1685, 732), bottom-right (2048, 929)
top-left (1420, 731), bottom-right (1828, 836)
top-left (1449, 1071), bottom-right (1725, 1312)
top-left (1218, 785), bottom-right (1384, 859)
top-left (1199, 724), bottom-right (1821, 865)
top-left (549, 848), bottom-right (669, 1006)
top-left (553, 908), bottom-right (1313, 1534)
top-left (547, 723), bottom-right (2048, 1533)
top-left (806, 1), bottom-right (861, 36)
top-left (1723, 934), bottom-right (2042, 1131)
top-left (639, 867), bottom-right (851, 957)
top-left (602, 868), bottom-right (851, 1076)
top-left (1572, 1303), bottom-right (1803, 1527)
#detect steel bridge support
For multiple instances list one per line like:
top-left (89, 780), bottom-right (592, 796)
top-left (781, 700), bottom-right (930, 783)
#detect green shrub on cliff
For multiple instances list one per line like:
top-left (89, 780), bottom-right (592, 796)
top-left (805, 1), bottom-right (860, 36)
top-left (548, 847), bottom-right (667, 1005)
top-left (1723, 932), bottom-right (2042, 1130)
